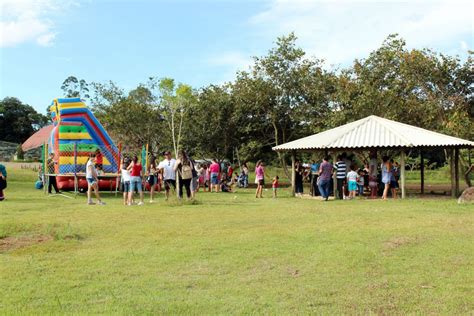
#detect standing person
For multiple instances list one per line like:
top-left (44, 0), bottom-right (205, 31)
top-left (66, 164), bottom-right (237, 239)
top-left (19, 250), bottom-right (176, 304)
top-left (346, 165), bottom-right (358, 200)
top-left (357, 169), bottom-right (365, 197)
top-left (128, 155), bottom-right (144, 206)
top-left (227, 163), bottom-right (234, 180)
top-left (310, 159), bottom-right (320, 196)
top-left (241, 162), bottom-right (249, 188)
top-left (381, 156), bottom-right (392, 200)
top-left (190, 156), bottom-right (199, 199)
top-left (121, 157), bottom-right (131, 205)
top-left (209, 159), bottom-right (220, 193)
top-left (390, 160), bottom-right (399, 199)
top-left (200, 164), bottom-right (209, 192)
top-left (0, 163), bottom-right (7, 201)
top-left (295, 160), bottom-right (304, 196)
top-left (147, 155), bottom-right (158, 203)
top-left (368, 151), bottom-right (378, 199)
top-left (334, 155), bottom-right (347, 200)
top-left (255, 160), bottom-right (266, 198)
top-left (158, 151), bottom-right (176, 200)
top-left (86, 154), bottom-right (105, 205)
top-left (174, 150), bottom-right (193, 200)
top-left (95, 149), bottom-right (104, 175)
top-left (272, 175), bottom-right (279, 199)
top-left (318, 156), bottom-right (333, 201)
top-left (47, 153), bottom-right (60, 194)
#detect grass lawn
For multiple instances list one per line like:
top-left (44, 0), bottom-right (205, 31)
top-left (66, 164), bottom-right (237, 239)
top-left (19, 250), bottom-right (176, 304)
top-left (1, 167), bottom-right (473, 314)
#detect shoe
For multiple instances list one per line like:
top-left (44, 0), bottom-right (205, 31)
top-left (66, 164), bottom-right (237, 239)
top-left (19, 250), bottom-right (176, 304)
top-left (138, 202), bottom-right (144, 206)
top-left (97, 201), bottom-right (106, 205)
top-left (149, 200), bottom-right (154, 203)
top-left (87, 201), bottom-right (95, 205)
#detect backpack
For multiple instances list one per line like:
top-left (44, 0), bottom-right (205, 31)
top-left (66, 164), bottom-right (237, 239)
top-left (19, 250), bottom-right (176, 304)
top-left (180, 162), bottom-right (193, 180)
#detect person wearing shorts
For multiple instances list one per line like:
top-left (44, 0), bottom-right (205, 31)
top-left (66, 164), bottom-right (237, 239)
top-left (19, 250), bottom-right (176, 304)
top-left (86, 154), bottom-right (105, 205)
top-left (121, 157), bottom-right (131, 205)
top-left (255, 160), bottom-right (266, 198)
top-left (209, 159), bottom-right (220, 192)
top-left (128, 155), bottom-right (144, 206)
top-left (158, 151), bottom-right (176, 200)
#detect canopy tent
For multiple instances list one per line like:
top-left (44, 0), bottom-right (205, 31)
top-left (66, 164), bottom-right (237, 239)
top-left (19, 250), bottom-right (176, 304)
top-left (21, 125), bottom-right (54, 152)
top-left (273, 115), bottom-right (474, 198)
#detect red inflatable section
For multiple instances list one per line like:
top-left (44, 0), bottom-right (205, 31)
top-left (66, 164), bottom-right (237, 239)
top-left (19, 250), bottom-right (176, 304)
top-left (56, 176), bottom-right (118, 191)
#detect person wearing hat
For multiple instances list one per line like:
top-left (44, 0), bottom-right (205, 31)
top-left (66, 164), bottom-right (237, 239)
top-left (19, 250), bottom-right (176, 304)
top-left (158, 151), bottom-right (176, 200)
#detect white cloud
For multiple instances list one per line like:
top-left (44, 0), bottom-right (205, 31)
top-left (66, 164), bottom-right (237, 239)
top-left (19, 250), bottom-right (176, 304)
top-left (207, 51), bottom-right (253, 70)
top-left (248, 0), bottom-right (474, 66)
top-left (0, 0), bottom-right (76, 47)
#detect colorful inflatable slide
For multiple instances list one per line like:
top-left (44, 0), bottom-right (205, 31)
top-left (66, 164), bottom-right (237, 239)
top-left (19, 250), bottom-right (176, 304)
top-left (48, 98), bottom-right (120, 191)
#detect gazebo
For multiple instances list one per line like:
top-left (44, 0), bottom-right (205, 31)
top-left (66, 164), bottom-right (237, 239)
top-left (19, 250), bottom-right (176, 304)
top-left (273, 115), bottom-right (474, 199)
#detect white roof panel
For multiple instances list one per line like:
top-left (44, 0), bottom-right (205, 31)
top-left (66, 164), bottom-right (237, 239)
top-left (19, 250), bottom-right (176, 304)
top-left (273, 115), bottom-right (474, 151)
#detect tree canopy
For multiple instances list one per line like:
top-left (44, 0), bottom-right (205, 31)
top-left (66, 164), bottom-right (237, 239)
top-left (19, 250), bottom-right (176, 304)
top-left (0, 97), bottom-right (48, 144)
top-left (2, 33), bottom-right (472, 165)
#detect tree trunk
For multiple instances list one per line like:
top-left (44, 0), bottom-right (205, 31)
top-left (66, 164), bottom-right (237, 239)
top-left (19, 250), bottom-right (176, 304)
top-left (272, 119), bottom-right (289, 178)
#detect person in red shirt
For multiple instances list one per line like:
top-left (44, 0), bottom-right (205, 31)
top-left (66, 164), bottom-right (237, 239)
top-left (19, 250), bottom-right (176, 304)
top-left (227, 163), bottom-right (234, 180)
top-left (272, 175), bottom-right (279, 199)
top-left (95, 149), bottom-right (104, 174)
top-left (127, 155), bottom-right (144, 206)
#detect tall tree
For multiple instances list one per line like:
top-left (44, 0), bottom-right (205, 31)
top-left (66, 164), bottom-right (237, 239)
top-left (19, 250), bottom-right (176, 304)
top-left (0, 97), bottom-right (48, 143)
top-left (61, 76), bottom-right (90, 99)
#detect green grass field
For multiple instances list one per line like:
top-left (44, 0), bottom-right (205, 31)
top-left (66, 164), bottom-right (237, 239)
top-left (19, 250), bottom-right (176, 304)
top-left (1, 167), bottom-right (473, 314)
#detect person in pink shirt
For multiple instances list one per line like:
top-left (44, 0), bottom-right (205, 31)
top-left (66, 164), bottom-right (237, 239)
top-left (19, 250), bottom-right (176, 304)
top-left (255, 160), bottom-right (266, 198)
top-left (209, 159), bottom-right (220, 192)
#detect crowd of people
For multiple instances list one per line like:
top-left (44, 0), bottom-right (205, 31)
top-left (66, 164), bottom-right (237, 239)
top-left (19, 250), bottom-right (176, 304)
top-left (109, 150), bottom-right (261, 206)
top-left (0, 150), bottom-right (401, 204)
top-left (293, 152), bottom-right (400, 201)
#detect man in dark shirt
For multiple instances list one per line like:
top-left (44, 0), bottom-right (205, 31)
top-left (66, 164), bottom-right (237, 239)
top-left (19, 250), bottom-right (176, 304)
top-left (334, 155), bottom-right (347, 200)
top-left (47, 153), bottom-right (60, 194)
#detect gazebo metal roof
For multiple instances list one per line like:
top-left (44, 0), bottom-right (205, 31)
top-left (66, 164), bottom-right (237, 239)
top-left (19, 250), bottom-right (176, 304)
top-left (273, 115), bottom-right (474, 151)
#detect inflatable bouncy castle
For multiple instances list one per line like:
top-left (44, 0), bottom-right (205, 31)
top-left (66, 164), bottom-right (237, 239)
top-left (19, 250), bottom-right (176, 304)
top-left (47, 98), bottom-right (120, 191)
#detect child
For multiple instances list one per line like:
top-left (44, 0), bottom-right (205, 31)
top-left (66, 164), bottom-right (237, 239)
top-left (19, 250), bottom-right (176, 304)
top-left (357, 169), bottom-right (365, 197)
top-left (95, 149), bottom-right (104, 175)
top-left (346, 165), bottom-right (358, 200)
top-left (220, 176), bottom-right (233, 193)
top-left (272, 176), bottom-right (279, 199)
top-left (0, 163), bottom-right (7, 201)
top-left (121, 157), bottom-right (131, 205)
top-left (86, 154), bottom-right (105, 205)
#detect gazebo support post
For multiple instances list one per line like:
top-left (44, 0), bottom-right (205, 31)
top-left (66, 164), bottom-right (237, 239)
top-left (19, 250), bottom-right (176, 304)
top-left (420, 149), bottom-right (424, 195)
top-left (400, 150), bottom-right (406, 199)
top-left (454, 147), bottom-right (460, 197)
top-left (333, 151), bottom-right (338, 199)
top-left (450, 148), bottom-right (456, 198)
top-left (291, 150), bottom-right (296, 197)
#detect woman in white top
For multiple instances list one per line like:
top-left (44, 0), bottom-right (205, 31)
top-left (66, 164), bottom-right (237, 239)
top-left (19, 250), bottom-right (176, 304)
top-left (86, 153), bottom-right (105, 205)
top-left (121, 157), bottom-right (131, 205)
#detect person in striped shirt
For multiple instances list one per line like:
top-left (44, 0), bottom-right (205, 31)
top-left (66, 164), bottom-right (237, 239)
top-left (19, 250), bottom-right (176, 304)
top-left (334, 155), bottom-right (347, 199)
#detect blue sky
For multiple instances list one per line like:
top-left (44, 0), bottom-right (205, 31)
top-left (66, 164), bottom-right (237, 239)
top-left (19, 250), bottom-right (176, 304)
top-left (1, 0), bottom-right (473, 114)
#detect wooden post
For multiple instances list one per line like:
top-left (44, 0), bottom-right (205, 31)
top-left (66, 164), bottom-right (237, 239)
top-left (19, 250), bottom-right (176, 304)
top-left (291, 151), bottom-right (296, 197)
top-left (420, 149), bottom-right (424, 195)
top-left (454, 147), bottom-right (460, 197)
top-left (333, 152), bottom-right (338, 199)
top-left (400, 149), bottom-right (406, 199)
top-left (450, 148), bottom-right (456, 198)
